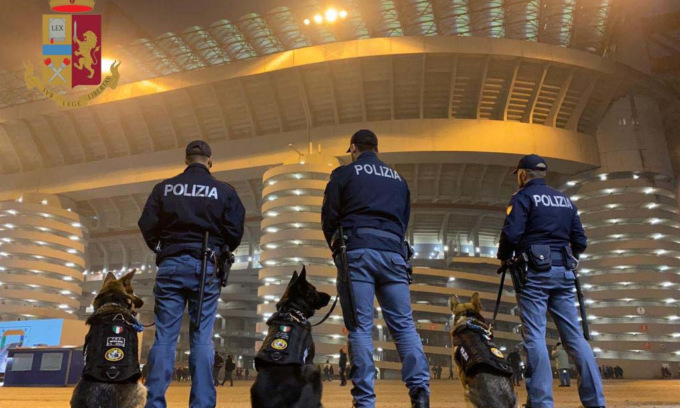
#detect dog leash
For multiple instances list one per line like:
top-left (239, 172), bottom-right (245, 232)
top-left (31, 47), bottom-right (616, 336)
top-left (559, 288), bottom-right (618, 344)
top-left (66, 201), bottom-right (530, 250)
top-left (311, 295), bottom-right (339, 327)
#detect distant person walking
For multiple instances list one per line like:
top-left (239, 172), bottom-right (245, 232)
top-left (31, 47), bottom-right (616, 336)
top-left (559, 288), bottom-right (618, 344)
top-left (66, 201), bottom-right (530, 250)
top-left (552, 343), bottom-right (571, 387)
top-left (324, 359), bottom-right (332, 382)
top-left (339, 349), bottom-right (348, 386)
top-left (213, 352), bottom-right (224, 386)
top-left (507, 347), bottom-right (523, 386)
top-left (222, 355), bottom-right (236, 386)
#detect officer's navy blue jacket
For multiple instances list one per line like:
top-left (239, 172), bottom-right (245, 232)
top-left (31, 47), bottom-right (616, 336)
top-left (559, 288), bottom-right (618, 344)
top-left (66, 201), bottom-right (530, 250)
top-left (497, 178), bottom-right (587, 261)
top-left (138, 163), bottom-right (246, 264)
top-left (321, 151), bottom-right (410, 254)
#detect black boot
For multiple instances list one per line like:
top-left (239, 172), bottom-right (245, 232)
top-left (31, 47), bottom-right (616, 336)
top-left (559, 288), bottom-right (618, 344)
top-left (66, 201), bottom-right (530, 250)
top-left (410, 388), bottom-right (429, 408)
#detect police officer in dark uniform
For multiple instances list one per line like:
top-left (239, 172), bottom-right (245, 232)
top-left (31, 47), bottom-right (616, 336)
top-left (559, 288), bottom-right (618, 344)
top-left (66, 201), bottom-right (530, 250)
top-left (322, 130), bottom-right (430, 408)
top-left (497, 154), bottom-right (605, 408)
top-left (138, 140), bottom-right (245, 408)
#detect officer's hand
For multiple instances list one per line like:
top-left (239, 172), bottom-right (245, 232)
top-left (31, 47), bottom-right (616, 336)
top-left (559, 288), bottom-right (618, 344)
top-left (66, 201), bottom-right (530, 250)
top-left (497, 259), bottom-right (513, 274)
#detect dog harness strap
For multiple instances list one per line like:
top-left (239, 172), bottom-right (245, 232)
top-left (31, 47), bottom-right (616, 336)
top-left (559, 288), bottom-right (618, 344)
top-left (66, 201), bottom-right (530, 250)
top-left (82, 313), bottom-right (141, 383)
top-left (254, 312), bottom-right (313, 370)
top-left (453, 323), bottom-right (513, 378)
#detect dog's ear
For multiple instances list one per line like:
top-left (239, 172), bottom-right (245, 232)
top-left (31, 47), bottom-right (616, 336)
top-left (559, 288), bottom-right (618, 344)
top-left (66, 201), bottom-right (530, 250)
top-left (448, 295), bottom-right (460, 313)
top-left (299, 265), bottom-right (307, 282)
top-left (120, 269), bottom-right (136, 286)
top-left (103, 272), bottom-right (117, 285)
top-left (287, 270), bottom-right (299, 288)
top-left (471, 292), bottom-right (482, 312)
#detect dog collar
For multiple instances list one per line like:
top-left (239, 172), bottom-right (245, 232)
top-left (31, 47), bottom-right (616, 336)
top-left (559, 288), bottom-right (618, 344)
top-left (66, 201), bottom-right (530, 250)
top-left (277, 307), bottom-right (309, 325)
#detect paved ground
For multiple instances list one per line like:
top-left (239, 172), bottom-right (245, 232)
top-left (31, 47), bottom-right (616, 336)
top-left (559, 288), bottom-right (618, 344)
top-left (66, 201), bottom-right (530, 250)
top-left (1, 379), bottom-right (679, 407)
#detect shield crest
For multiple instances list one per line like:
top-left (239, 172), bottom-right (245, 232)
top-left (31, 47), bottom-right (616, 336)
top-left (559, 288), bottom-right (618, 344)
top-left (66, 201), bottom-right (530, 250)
top-left (42, 13), bottom-right (101, 88)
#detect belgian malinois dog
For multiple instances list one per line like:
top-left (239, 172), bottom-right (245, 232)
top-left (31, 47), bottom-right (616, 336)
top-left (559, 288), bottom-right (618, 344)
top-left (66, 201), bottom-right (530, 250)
top-left (449, 293), bottom-right (517, 408)
top-left (71, 270), bottom-right (146, 408)
top-left (251, 267), bottom-right (331, 408)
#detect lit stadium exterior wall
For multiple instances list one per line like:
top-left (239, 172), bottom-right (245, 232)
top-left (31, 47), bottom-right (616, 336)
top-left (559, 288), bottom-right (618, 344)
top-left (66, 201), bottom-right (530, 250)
top-left (0, 193), bottom-right (85, 320)
top-left (565, 95), bottom-right (680, 377)
top-left (256, 147), bottom-right (343, 357)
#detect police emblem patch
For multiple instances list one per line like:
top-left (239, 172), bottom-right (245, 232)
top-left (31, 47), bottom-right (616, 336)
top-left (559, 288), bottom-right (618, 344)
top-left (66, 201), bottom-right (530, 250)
top-left (106, 337), bottom-right (125, 347)
top-left (279, 325), bottom-right (291, 332)
top-left (105, 347), bottom-right (124, 362)
top-left (112, 326), bottom-right (123, 334)
top-left (506, 205), bottom-right (513, 215)
top-left (271, 339), bottom-right (288, 350)
top-left (490, 347), bottom-right (504, 358)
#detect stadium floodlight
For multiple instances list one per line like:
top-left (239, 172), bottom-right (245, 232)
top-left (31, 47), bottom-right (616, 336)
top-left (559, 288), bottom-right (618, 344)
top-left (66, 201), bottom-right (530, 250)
top-left (305, 9), bottom-right (348, 25)
top-left (325, 8), bottom-right (338, 22)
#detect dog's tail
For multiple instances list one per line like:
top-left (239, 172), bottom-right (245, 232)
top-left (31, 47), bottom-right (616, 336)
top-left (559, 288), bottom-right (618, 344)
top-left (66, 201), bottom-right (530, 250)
top-left (448, 295), bottom-right (460, 313)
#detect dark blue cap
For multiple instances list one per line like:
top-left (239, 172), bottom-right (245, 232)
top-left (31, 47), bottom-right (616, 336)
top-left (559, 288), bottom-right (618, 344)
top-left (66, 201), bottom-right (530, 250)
top-left (347, 129), bottom-right (378, 153)
top-left (185, 140), bottom-right (212, 157)
top-left (513, 154), bottom-right (547, 174)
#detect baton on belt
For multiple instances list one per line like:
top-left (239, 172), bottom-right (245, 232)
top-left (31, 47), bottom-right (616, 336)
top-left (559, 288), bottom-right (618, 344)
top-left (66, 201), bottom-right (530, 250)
top-left (490, 261), bottom-right (509, 330)
top-left (574, 269), bottom-right (591, 340)
top-left (194, 231), bottom-right (211, 331)
top-left (336, 226), bottom-right (359, 329)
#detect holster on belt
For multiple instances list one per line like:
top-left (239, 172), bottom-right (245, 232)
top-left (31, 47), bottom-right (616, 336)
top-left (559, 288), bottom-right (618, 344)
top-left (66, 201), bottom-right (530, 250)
top-left (508, 253), bottom-right (529, 293)
top-left (217, 244), bottom-right (235, 287)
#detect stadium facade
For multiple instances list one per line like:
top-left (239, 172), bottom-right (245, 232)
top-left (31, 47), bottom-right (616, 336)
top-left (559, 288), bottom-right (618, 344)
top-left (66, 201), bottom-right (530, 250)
top-left (0, 0), bottom-right (679, 378)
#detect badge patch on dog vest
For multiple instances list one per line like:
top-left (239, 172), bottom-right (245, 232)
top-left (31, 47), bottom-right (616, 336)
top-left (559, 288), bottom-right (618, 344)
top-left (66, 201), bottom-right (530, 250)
top-left (490, 347), bottom-right (504, 358)
top-left (275, 331), bottom-right (290, 340)
top-left (105, 348), bottom-right (124, 361)
top-left (271, 339), bottom-right (288, 350)
top-left (112, 325), bottom-right (123, 334)
top-left (106, 337), bottom-right (125, 347)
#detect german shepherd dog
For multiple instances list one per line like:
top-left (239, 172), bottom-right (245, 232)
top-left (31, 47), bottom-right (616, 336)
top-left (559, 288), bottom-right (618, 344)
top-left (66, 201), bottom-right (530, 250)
top-left (449, 293), bottom-right (517, 408)
top-left (251, 267), bottom-right (331, 408)
top-left (71, 270), bottom-right (146, 408)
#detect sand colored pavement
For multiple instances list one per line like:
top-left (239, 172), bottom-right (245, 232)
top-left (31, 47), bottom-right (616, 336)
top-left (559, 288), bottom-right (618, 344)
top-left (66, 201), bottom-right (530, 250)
top-left (1, 379), bottom-right (679, 407)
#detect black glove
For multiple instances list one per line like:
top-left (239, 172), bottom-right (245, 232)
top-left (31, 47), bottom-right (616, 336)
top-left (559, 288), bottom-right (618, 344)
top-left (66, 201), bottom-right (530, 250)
top-left (497, 259), bottom-right (513, 274)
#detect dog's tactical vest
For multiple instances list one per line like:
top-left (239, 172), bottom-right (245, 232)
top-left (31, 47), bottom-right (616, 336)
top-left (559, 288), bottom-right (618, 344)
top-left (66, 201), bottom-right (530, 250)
top-left (82, 311), bottom-right (142, 383)
top-left (453, 318), bottom-right (513, 378)
top-left (255, 310), bottom-right (314, 370)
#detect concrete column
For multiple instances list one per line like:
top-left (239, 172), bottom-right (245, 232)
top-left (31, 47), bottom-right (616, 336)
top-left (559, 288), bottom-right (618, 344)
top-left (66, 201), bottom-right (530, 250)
top-left (256, 145), bottom-right (343, 363)
top-left (0, 193), bottom-right (86, 321)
